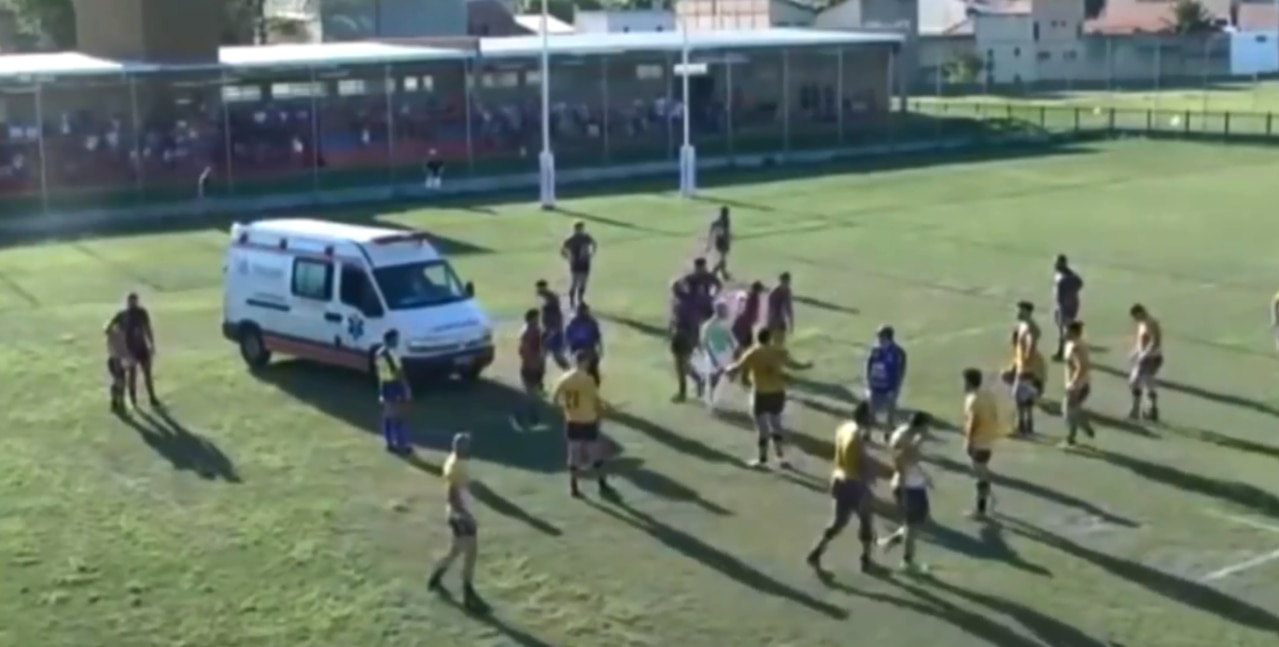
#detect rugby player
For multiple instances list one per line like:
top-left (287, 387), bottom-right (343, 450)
top-left (111, 292), bottom-right (159, 407)
top-left (374, 330), bottom-right (412, 454)
top-left (732, 281), bottom-right (766, 353)
top-left (512, 309), bottom-right (546, 430)
top-left (1062, 321), bottom-right (1096, 446)
top-left (1128, 304), bottom-right (1163, 422)
top-left (428, 433), bottom-right (488, 612)
top-left (962, 368), bottom-right (1000, 520)
top-left (561, 221), bottom-right (596, 309)
top-left (1052, 255), bottom-right (1084, 361)
top-left (707, 206), bottom-right (732, 281)
top-left (535, 280), bottom-right (568, 369)
top-left (879, 411), bottom-right (933, 573)
top-left (1005, 301), bottom-right (1046, 437)
top-left (765, 272), bottom-right (794, 347)
top-left (423, 150), bottom-right (444, 190)
top-left (683, 257), bottom-right (723, 322)
top-left (105, 318), bottom-right (129, 412)
top-left (865, 325), bottom-right (907, 437)
top-left (698, 301), bottom-right (738, 410)
top-left (552, 350), bottom-right (616, 498)
top-left (670, 278), bottom-right (702, 402)
top-left (805, 401), bottom-right (876, 574)
top-left (565, 303), bottom-right (603, 385)
top-left (723, 328), bottom-right (812, 468)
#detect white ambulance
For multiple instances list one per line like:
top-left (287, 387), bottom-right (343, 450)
top-left (221, 218), bottom-right (495, 381)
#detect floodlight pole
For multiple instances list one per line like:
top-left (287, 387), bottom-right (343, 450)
top-left (678, 24), bottom-right (697, 198)
top-left (538, 0), bottom-right (556, 209)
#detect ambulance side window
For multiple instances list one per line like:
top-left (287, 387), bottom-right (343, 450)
top-left (339, 265), bottom-right (381, 316)
top-left (291, 258), bottom-right (333, 301)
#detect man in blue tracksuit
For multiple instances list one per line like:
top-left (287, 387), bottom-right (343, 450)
top-left (865, 325), bottom-right (907, 440)
top-left (565, 303), bottom-right (603, 384)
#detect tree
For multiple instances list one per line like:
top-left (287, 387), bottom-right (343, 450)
top-left (0, 0), bottom-right (76, 50)
top-left (1168, 0), bottom-right (1215, 34)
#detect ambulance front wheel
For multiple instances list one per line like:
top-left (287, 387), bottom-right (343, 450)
top-left (239, 325), bottom-right (272, 370)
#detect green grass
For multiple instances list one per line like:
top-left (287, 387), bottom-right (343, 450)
top-left (4, 139), bottom-right (1279, 647)
top-left (915, 80), bottom-right (1279, 114)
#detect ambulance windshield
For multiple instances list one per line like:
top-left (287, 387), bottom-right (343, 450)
top-left (373, 260), bottom-right (469, 310)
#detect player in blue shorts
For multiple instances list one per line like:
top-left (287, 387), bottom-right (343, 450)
top-left (375, 329), bottom-right (412, 454)
top-left (865, 325), bottom-right (907, 440)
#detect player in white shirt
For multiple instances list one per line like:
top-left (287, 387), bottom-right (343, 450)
top-left (696, 301), bottom-right (738, 411)
top-left (879, 412), bottom-right (933, 572)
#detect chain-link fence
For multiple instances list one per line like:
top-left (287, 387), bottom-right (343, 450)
top-left (912, 33), bottom-right (1279, 113)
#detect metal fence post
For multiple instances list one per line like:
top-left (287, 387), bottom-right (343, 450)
top-left (600, 56), bottom-right (610, 164)
top-left (34, 78), bottom-right (48, 216)
top-left (384, 63), bottom-right (395, 189)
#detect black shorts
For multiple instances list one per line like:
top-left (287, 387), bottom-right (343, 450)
top-left (968, 447), bottom-right (993, 465)
top-left (1067, 383), bottom-right (1092, 407)
top-left (752, 391), bottom-right (786, 416)
top-left (448, 514), bottom-right (477, 538)
top-left (1055, 304), bottom-right (1079, 326)
top-left (732, 325), bottom-right (753, 349)
top-left (831, 477), bottom-right (870, 526)
top-left (107, 358), bottom-right (125, 381)
top-left (570, 262), bottom-right (591, 276)
top-left (520, 367), bottom-right (545, 391)
top-left (565, 421), bottom-right (601, 442)
top-left (129, 346), bottom-right (152, 367)
top-left (670, 330), bottom-right (696, 357)
top-left (894, 486), bottom-right (931, 525)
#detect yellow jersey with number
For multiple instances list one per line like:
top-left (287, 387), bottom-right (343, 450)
top-left (552, 369), bottom-right (601, 424)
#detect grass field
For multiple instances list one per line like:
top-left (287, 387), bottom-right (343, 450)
top-left (4, 139), bottom-right (1279, 647)
top-left (914, 80), bottom-right (1279, 113)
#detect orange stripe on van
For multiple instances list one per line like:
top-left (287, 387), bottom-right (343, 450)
top-left (263, 333), bottom-right (369, 372)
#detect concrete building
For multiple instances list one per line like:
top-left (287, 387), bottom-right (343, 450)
top-left (574, 9), bottom-right (677, 33)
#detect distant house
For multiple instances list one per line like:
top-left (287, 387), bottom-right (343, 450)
top-left (574, 9), bottom-right (677, 33)
top-left (675, 0), bottom-right (823, 31)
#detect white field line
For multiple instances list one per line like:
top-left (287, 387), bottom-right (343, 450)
top-left (1201, 548), bottom-right (1279, 582)
top-left (1199, 510), bottom-right (1279, 582)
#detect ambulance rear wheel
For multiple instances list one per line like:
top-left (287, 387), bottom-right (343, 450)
top-left (239, 325), bottom-right (271, 370)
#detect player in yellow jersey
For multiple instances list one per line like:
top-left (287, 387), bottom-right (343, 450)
top-left (1128, 304), bottom-right (1164, 422)
top-left (879, 411), bottom-right (933, 573)
top-left (962, 368), bottom-right (1000, 520)
top-left (552, 350), bottom-right (617, 499)
top-left (806, 402), bottom-right (877, 574)
top-left (428, 433), bottom-right (488, 612)
top-left (724, 328), bottom-right (812, 468)
top-left (1062, 321), bottom-right (1096, 446)
top-left (1005, 301), bottom-right (1046, 437)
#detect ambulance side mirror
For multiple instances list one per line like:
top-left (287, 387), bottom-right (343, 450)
top-left (465, 281), bottom-right (475, 297)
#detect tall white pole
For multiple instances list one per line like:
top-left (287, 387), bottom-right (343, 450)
top-left (538, 0), bottom-right (556, 209)
top-left (35, 80), bottom-right (48, 216)
top-left (678, 23), bottom-right (696, 197)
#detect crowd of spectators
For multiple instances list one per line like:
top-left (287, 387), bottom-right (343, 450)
top-left (0, 66), bottom-right (853, 199)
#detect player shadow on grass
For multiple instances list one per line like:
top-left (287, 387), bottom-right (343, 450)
top-left (395, 454), bottom-right (563, 537)
top-left (549, 206), bottom-right (666, 234)
top-left (1004, 516), bottom-right (1279, 633)
top-left (923, 523), bottom-right (1052, 577)
top-left (252, 360), bottom-right (564, 473)
top-left (793, 295), bottom-right (859, 316)
top-left (1095, 364), bottom-right (1279, 419)
top-left (585, 498), bottom-right (849, 619)
top-left (596, 312), bottom-right (666, 342)
top-left (1074, 447), bottom-right (1279, 517)
top-left (117, 408), bottom-right (241, 482)
top-left (818, 570), bottom-right (1089, 647)
top-left (435, 589), bottom-right (558, 647)
top-left (604, 407), bottom-right (744, 467)
top-left (608, 457), bottom-right (732, 515)
top-left (1161, 424), bottom-right (1279, 461)
top-left (926, 455), bottom-right (1138, 528)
